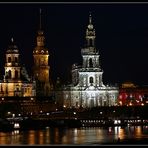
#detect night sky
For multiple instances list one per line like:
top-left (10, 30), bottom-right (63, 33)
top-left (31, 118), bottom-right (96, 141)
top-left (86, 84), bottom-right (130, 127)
top-left (0, 3), bottom-right (148, 86)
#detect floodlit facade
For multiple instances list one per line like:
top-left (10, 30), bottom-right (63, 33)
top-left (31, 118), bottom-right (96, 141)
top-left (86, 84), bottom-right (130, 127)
top-left (118, 81), bottom-right (148, 106)
top-left (57, 14), bottom-right (119, 108)
top-left (0, 38), bottom-right (36, 97)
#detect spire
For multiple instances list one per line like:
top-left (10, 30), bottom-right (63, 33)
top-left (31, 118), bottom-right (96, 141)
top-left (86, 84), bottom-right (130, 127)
top-left (89, 12), bottom-right (92, 24)
top-left (36, 9), bottom-right (45, 47)
top-left (87, 12), bottom-right (94, 30)
top-left (86, 13), bottom-right (96, 48)
top-left (39, 8), bottom-right (42, 30)
top-left (11, 37), bottom-right (14, 43)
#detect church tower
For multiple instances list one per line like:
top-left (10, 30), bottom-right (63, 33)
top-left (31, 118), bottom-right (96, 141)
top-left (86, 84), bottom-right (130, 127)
top-left (4, 38), bottom-right (21, 82)
top-left (2, 38), bottom-right (36, 97)
top-left (59, 13), bottom-right (119, 108)
top-left (33, 9), bottom-right (51, 97)
top-left (72, 13), bottom-right (104, 88)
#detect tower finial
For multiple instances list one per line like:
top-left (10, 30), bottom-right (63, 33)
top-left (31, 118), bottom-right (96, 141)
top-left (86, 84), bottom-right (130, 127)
top-left (89, 12), bottom-right (92, 24)
top-left (39, 8), bottom-right (42, 30)
top-left (11, 37), bottom-right (14, 43)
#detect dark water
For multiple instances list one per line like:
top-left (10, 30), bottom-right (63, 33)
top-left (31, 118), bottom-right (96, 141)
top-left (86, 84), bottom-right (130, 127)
top-left (0, 126), bottom-right (148, 145)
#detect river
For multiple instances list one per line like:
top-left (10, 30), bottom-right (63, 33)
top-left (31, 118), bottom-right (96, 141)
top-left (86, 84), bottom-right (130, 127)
top-left (0, 126), bottom-right (147, 145)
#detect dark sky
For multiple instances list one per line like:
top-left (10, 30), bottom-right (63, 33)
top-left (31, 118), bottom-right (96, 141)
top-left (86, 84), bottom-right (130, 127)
top-left (0, 3), bottom-right (148, 86)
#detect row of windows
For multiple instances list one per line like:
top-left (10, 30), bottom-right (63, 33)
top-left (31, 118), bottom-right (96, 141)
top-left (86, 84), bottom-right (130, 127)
top-left (15, 87), bottom-right (31, 93)
top-left (7, 57), bottom-right (18, 63)
top-left (5, 70), bottom-right (19, 79)
top-left (84, 58), bottom-right (99, 67)
top-left (34, 59), bottom-right (47, 65)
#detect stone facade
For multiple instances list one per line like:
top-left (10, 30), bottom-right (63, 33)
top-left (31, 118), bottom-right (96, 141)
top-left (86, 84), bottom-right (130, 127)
top-left (56, 14), bottom-right (119, 108)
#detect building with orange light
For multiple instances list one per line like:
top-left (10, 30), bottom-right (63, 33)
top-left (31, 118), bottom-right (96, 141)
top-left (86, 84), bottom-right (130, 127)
top-left (33, 9), bottom-right (52, 97)
top-left (0, 38), bottom-right (36, 97)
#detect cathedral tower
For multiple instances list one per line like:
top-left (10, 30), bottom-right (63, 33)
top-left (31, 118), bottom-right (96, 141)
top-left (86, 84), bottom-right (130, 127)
top-left (72, 13), bottom-right (104, 87)
top-left (33, 9), bottom-right (51, 97)
top-left (61, 13), bottom-right (119, 108)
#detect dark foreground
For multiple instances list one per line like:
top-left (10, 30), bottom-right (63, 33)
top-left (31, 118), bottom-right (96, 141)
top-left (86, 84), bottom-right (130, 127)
top-left (103, 138), bottom-right (148, 145)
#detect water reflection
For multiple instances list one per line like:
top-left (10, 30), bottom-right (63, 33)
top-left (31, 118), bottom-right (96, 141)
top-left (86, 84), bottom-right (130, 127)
top-left (0, 126), bottom-right (147, 145)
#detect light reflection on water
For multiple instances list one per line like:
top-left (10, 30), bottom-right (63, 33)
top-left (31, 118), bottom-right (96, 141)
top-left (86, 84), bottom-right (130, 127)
top-left (0, 126), bottom-right (147, 145)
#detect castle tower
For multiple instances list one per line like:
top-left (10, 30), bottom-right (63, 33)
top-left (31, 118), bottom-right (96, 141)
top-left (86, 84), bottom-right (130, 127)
top-left (33, 9), bottom-right (51, 97)
top-left (4, 38), bottom-right (21, 82)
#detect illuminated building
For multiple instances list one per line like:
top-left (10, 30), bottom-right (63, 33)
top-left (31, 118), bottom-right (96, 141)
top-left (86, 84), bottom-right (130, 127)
top-left (0, 38), bottom-right (36, 97)
top-left (33, 9), bottom-right (52, 97)
top-left (56, 14), bottom-right (119, 108)
top-left (118, 81), bottom-right (148, 106)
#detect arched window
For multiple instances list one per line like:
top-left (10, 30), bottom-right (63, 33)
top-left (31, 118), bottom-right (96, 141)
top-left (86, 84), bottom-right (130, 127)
top-left (15, 70), bottom-right (18, 79)
top-left (90, 77), bottom-right (93, 84)
top-left (8, 57), bottom-right (11, 63)
top-left (8, 70), bottom-right (11, 79)
top-left (89, 58), bottom-right (93, 67)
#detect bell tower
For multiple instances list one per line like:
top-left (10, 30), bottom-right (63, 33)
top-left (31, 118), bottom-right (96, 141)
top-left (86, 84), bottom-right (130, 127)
top-left (79, 13), bottom-right (104, 87)
top-left (33, 9), bottom-right (51, 97)
top-left (4, 38), bottom-right (21, 82)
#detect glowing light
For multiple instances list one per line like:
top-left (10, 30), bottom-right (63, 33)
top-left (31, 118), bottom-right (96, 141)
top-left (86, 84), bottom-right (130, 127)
top-left (119, 101), bottom-right (122, 106)
top-left (7, 112), bottom-right (11, 115)
top-left (141, 103), bottom-right (144, 106)
top-left (14, 123), bottom-right (20, 129)
top-left (108, 127), bottom-right (112, 132)
top-left (114, 120), bottom-right (121, 124)
top-left (119, 95), bottom-right (122, 99)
